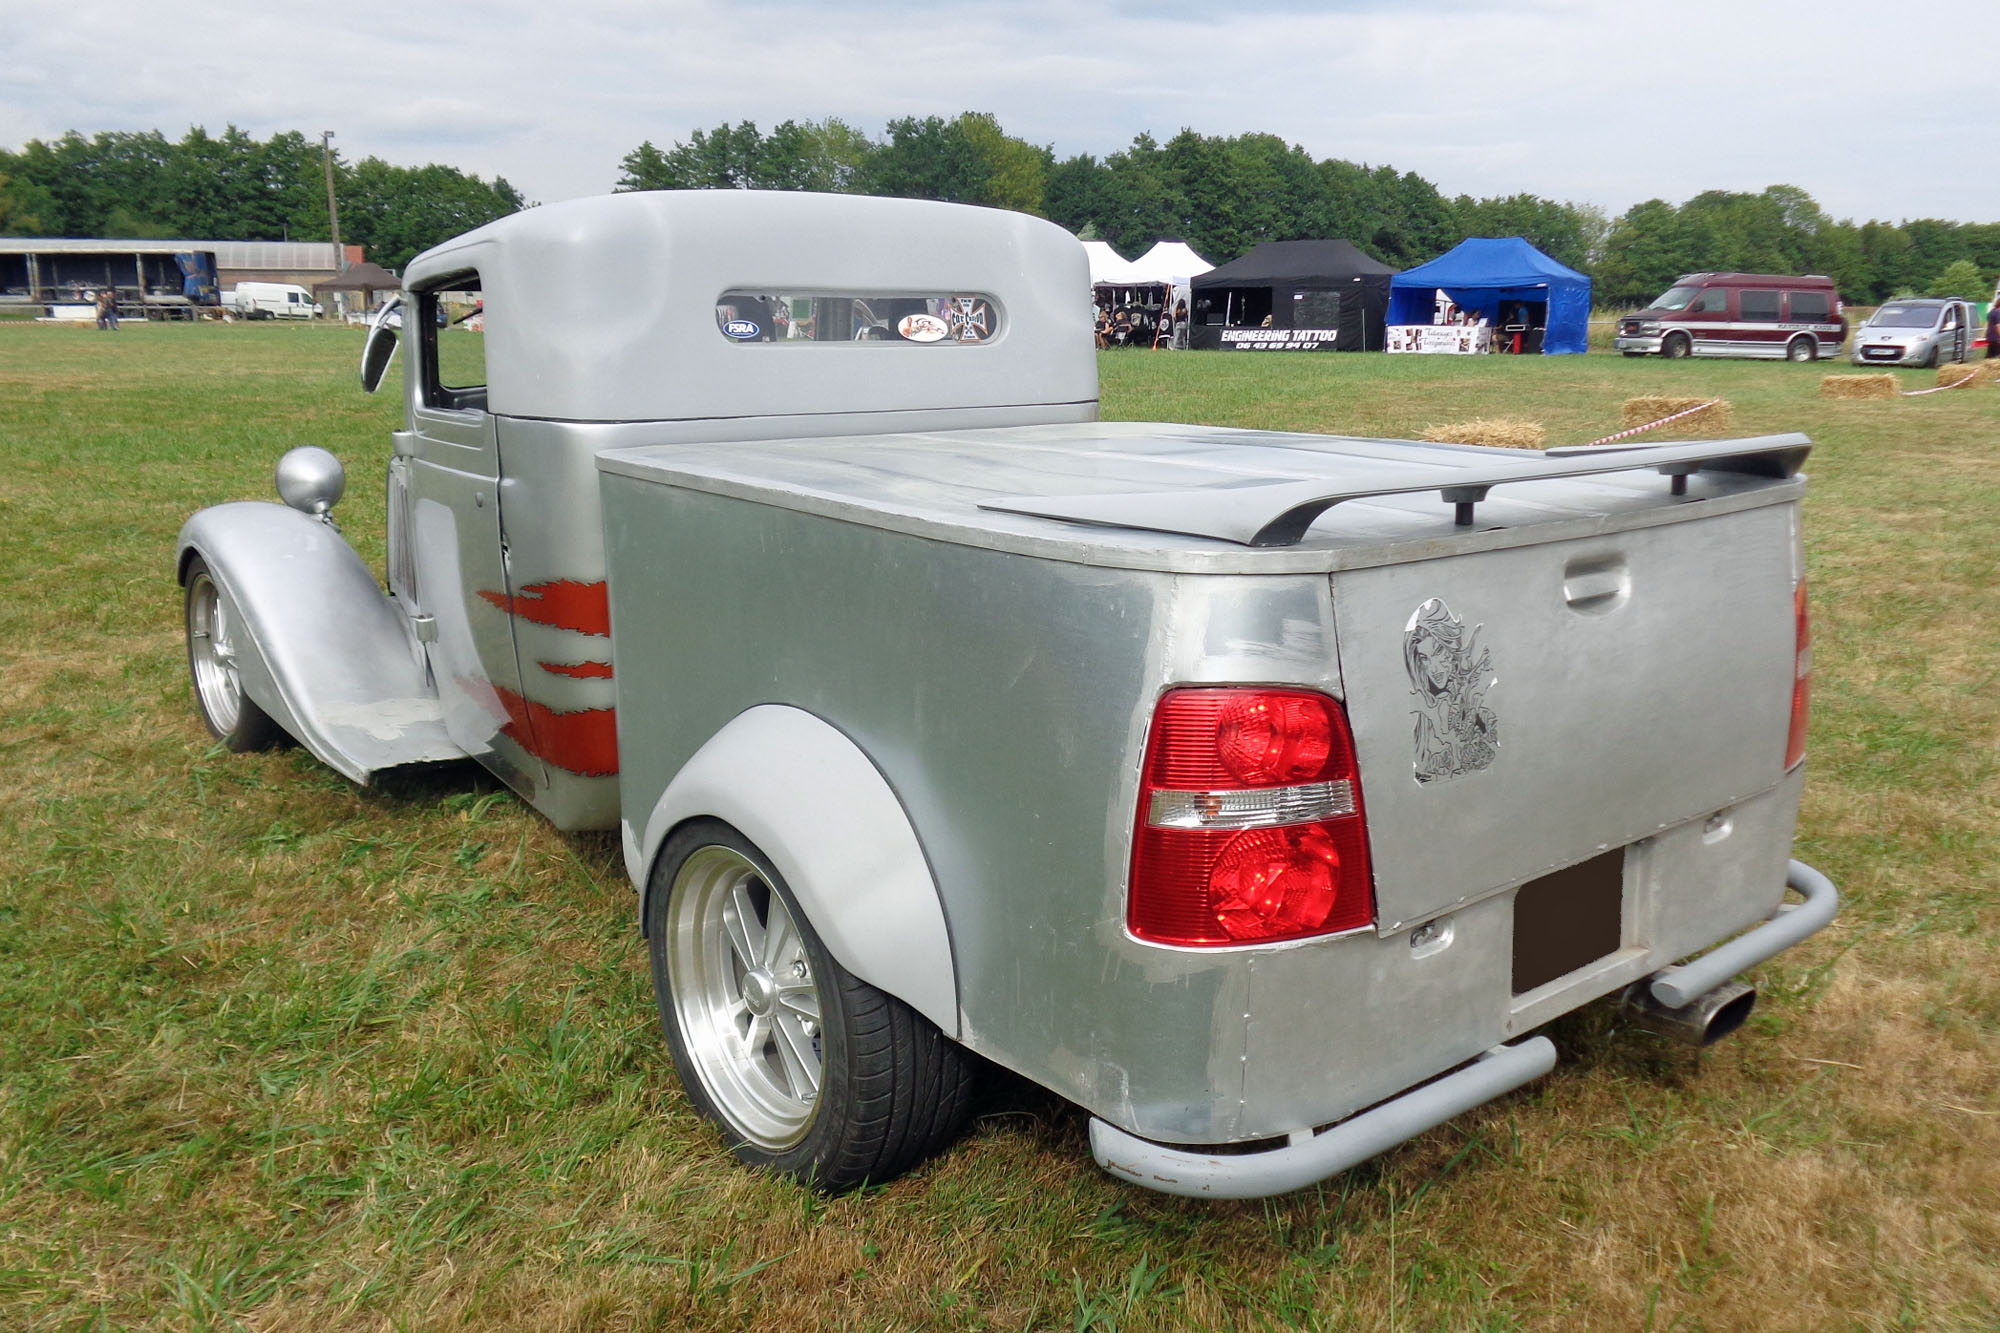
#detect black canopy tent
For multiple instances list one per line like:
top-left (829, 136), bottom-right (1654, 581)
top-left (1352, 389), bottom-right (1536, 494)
top-left (1189, 239), bottom-right (1396, 351)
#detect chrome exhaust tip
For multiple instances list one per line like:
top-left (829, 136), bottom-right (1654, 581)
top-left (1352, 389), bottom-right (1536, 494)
top-left (1622, 978), bottom-right (1756, 1047)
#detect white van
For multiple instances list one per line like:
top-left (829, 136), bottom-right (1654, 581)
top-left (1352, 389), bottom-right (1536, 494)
top-left (232, 282), bottom-right (322, 320)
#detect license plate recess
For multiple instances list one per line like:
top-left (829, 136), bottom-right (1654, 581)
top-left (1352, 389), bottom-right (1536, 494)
top-left (1512, 849), bottom-right (1625, 994)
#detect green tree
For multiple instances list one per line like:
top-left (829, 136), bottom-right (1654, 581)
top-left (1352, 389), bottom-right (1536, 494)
top-left (1929, 258), bottom-right (1984, 298)
top-left (1042, 153), bottom-right (1106, 237)
top-left (1452, 193), bottom-right (1593, 271)
top-left (0, 166), bottom-right (55, 233)
top-left (619, 118), bottom-right (873, 195)
top-left (756, 118), bottom-right (872, 193)
top-left (1595, 199), bottom-right (1702, 307)
top-left (1081, 133), bottom-right (1183, 255)
top-left (339, 159), bottom-right (524, 269)
top-left (860, 112), bottom-right (1050, 214)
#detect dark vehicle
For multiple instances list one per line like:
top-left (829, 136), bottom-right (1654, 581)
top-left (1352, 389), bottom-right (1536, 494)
top-left (1617, 273), bottom-right (1846, 362)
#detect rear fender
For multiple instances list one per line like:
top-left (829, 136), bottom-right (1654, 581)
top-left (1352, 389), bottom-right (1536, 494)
top-left (630, 705), bottom-right (958, 1036)
top-left (176, 501), bottom-right (466, 781)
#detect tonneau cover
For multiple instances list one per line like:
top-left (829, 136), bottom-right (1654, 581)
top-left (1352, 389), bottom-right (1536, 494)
top-left (596, 422), bottom-right (1810, 575)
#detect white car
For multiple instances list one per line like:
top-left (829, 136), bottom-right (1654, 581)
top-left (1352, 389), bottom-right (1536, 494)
top-left (1850, 297), bottom-right (1975, 367)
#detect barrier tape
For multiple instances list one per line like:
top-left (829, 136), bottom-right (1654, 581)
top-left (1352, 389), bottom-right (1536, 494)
top-left (1576, 398), bottom-right (1723, 448)
top-left (1901, 368), bottom-right (1988, 396)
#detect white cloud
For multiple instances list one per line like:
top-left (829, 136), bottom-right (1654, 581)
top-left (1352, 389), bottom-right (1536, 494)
top-left (4, 0), bottom-right (1996, 223)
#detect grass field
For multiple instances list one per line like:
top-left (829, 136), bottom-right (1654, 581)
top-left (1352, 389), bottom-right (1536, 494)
top-left (2, 322), bottom-right (1996, 1331)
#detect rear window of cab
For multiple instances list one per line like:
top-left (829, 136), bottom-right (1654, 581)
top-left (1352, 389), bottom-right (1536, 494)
top-left (715, 291), bottom-right (1000, 344)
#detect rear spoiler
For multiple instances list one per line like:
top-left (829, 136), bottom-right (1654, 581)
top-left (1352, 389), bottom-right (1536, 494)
top-left (979, 434), bottom-right (1812, 548)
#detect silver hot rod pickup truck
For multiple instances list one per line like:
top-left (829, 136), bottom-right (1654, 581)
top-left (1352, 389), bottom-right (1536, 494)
top-left (176, 191), bottom-right (1837, 1199)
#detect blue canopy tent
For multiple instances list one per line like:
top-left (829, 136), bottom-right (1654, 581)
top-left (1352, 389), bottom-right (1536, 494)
top-left (1388, 238), bottom-right (1592, 355)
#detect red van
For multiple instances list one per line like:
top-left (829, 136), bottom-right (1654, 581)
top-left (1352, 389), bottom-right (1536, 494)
top-left (1616, 273), bottom-right (1846, 361)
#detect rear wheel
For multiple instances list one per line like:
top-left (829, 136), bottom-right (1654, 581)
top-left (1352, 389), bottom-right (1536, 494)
top-left (184, 557), bottom-right (282, 751)
top-left (648, 820), bottom-right (974, 1191)
top-left (1786, 335), bottom-right (1817, 362)
top-left (1662, 332), bottom-right (1691, 360)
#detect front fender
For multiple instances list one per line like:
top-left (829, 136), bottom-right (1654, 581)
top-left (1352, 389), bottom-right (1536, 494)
top-left (631, 705), bottom-right (958, 1036)
top-left (176, 502), bottom-right (466, 781)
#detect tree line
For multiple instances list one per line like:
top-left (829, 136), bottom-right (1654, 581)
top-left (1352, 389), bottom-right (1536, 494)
top-left (617, 114), bottom-right (1999, 306)
top-left (6, 116), bottom-right (1996, 306)
top-left (0, 127), bottom-right (524, 271)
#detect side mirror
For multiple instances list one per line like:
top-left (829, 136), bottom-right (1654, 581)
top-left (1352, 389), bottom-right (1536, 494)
top-left (360, 297), bottom-right (402, 393)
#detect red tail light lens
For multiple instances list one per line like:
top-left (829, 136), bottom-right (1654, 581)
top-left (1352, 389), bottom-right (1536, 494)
top-left (1785, 579), bottom-right (1810, 770)
top-left (1129, 688), bottom-right (1374, 946)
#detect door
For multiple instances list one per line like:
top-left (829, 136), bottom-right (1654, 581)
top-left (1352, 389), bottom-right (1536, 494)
top-left (1735, 288), bottom-right (1784, 356)
top-left (1784, 288), bottom-right (1835, 357)
top-left (1680, 286), bottom-right (1729, 354)
top-left (402, 269), bottom-right (547, 796)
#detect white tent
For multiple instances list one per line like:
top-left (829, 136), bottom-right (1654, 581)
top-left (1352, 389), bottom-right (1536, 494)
top-left (1126, 240), bottom-right (1213, 286)
top-left (1082, 240), bottom-right (1143, 286)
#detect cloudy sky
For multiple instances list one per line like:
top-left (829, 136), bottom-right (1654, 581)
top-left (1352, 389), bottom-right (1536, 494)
top-left (9, 0), bottom-right (1996, 226)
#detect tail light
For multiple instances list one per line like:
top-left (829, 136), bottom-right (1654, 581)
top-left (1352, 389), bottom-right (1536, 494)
top-left (1784, 579), bottom-right (1810, 770)
top-left (1129, 688), bottom-right (1374, 946)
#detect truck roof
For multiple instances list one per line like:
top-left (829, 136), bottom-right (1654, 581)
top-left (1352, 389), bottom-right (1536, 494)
top-left (401, 191), bottom-right (1096, 423)
top-left (598, 423), bottom-right (1810, 575)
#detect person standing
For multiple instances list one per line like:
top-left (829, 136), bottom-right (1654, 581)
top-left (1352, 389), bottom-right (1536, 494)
top-left (95, 288), bottom-right (119, 331)
top-left (1985, 299), bottom-right (1998, 359)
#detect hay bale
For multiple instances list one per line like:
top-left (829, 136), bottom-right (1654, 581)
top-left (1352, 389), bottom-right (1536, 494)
top-left (1619, 396), bottom-right (1733, 436)
top-left (1416, 418), bottom-right (1546, 450)
top-left (1937, 359), bottom-right (2000, 387)
top-left (1819, 374), bottom-right (1897, 400)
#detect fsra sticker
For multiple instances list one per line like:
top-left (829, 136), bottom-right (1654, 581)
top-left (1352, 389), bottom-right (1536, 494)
top-left (723, 319), bottom-right (760, 340)
top-left (897, 313), bottom-right (950, 343)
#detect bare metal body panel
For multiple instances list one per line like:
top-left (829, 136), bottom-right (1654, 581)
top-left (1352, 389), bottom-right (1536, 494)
top-left (175, 503), bottom-right (465, 780)
top-left (600, 433), bottom-right (1812, 1142)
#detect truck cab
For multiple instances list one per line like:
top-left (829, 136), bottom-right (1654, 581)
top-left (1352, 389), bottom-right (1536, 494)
top-left (177, 191), bottom-right (1837, 1200)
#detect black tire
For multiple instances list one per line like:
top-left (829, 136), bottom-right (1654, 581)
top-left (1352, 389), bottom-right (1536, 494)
top-left (647, 819), bottom-right (974, 1191)
top-left (1662, 332), bottom-right (1691, 360)
top-left (183, 556), bottom-right (283, 751)
top-left (1921, 343), bottom-right (1939, 369)
top-left (1786, 335), bottom-right (1817, 363)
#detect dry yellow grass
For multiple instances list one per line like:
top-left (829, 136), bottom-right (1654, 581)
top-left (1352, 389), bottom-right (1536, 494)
top-left (1416, 417), bottom-right (1546, 449)
top-left (1620, 395), bottom-right (1734, 435)
top-left (1820, 374), bottom-right (1898, 399)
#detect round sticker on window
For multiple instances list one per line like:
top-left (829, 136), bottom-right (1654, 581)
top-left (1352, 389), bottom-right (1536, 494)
top-left (897, 313), bottom-right (950, 343)
top-left (723, 319), bottom-right (761, 340)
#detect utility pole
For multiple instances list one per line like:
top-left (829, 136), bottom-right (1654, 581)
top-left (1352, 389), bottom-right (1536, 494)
top-left (320, 130), bottom-right (346, 272)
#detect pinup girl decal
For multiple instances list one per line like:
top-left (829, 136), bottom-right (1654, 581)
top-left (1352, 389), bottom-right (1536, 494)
top-left (1403, 598), bottom-right (1498, 783)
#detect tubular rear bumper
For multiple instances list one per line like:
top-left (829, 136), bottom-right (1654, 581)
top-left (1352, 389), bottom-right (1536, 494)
top-left (1089, 859), bottom-right (1839, 1200)
top-left (1090, 1037), bottom-right (1557, 1200)
top-left (1648, 859), bottom-right (1838, 1008)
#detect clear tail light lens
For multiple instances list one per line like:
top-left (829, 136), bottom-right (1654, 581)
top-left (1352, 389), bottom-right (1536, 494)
top-left (1129, 688), bottom-right (1374, 946)
top-left (1785, 579), bottom-right (1810, 770)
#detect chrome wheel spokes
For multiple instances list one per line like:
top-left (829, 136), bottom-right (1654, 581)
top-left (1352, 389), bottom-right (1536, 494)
top-left (669, 845), bottom-right (825, 1149)
top-left (188, 573), bottom-right (243, 732)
